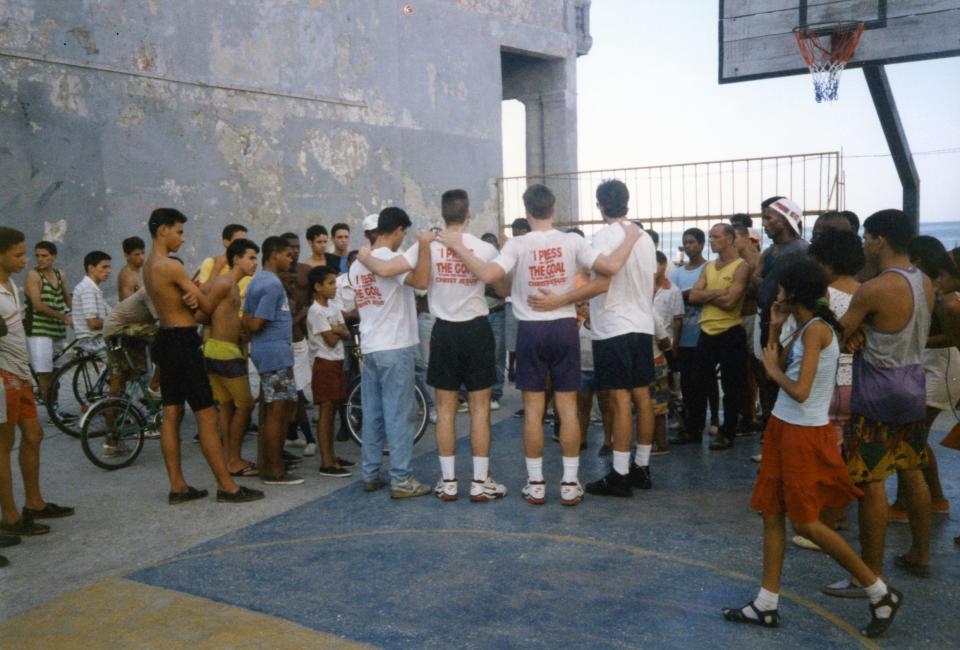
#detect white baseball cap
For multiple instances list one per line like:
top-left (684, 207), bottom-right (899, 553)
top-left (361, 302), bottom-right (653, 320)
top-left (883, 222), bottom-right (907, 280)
top-left (768, 198), bottom-right (804, 237)
top-left (362, 213), bottom-right (379, 231)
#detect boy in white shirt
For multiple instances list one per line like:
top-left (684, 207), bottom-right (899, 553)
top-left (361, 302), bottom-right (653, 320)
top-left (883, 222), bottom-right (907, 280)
top-left (349, 207), bottom-right (432, 498)
top-left (73, 251), bottom-right (112, 353)
top-left (306, 265), bottom-right (354, 478)
top-left (439, 184), bottom-right (639, 506)
top-left (362, 190), bottom-right (507, 502)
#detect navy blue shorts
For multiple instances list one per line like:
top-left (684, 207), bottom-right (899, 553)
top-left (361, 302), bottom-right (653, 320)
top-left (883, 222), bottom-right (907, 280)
top-left (593, 332), bottom-right (654, 390)
top-left (515, 318), bottom-right (580, 392)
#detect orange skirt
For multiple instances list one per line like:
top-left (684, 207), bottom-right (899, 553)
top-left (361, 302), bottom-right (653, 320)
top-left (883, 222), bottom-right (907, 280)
top-left (750, 416), bottom-right (862, 524)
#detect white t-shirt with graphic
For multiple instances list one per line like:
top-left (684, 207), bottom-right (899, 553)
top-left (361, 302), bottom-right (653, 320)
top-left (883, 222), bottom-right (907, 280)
top-left (348, 244), bottom-right (419, 354)
top-left (494, 229), bottom-right (600, 322)
top-left (307, 301), bottom-right (346, 361)
top-left (588, 224), bottom-right (656, 340)
top-left (428, 234), bottom-right (498, 322)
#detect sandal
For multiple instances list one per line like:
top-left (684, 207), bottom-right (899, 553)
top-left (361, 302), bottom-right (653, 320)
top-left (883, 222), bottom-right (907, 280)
top-left (722, 602), bottom-right (780, 628)
top-left (229, 462), bottom-right (259, 478)
top-left (861, 587), bottom-right (903, 638)
top-left (894, 554), bottom-right (931, 578)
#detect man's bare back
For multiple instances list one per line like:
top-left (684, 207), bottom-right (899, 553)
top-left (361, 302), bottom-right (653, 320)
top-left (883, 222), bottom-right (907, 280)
top-left (144, 252), bottom-right (200, 327)
top-left (858, 270), bottom-right (934, 333)
top-left (207, 275), bottom-right (242, 344)
top-left (118, 265), bottom-right (142, 301)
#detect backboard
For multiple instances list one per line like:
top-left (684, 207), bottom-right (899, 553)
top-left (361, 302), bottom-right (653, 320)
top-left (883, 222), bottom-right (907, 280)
top-left (719, 0), bottom-right (960, 83)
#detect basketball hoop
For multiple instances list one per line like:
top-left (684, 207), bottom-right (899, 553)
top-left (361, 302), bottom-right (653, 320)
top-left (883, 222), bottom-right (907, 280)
top-left (793, 22), bottom-right (864, 103)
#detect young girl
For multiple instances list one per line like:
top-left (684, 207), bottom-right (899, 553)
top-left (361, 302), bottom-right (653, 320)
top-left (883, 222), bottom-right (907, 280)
top-left (723, 258), bottom-right (902, 639)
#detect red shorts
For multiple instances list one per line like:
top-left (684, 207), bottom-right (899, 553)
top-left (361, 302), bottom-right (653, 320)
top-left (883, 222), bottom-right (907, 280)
top-left (1, 370), bottom-right (38, 423)
top-left (750, 416), bottom-right (862, 524)
top-left (311, 358), bottom-right (346, 403)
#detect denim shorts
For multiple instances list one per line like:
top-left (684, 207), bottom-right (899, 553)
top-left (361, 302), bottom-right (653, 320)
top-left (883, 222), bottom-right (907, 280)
top-left (260, 367), bottom-right (297, 403)
top-left (580, 370), bottom-right (597, 392)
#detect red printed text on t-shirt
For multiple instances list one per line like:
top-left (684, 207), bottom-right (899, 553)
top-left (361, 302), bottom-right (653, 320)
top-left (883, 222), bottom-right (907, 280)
top-left (527, 247), bottom-right (567, 288)
top-left (434, 247), bottom-right (479, 286)
top-left (354, 272), bottom-right (384, 308)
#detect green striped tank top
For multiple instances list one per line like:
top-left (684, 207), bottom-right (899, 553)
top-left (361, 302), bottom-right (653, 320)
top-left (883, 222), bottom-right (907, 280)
top-left (24, 268), bottom-right (67, 338)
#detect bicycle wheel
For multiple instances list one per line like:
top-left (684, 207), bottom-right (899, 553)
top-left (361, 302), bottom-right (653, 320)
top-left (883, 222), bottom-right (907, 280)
top-left (80, 398), bottom-right (145, 470)
top-left (45, 356), bottom-right (96, 437)
top-left (412, 385), bottom-right (428, 444)
top-left (72, 356), bottom-right (109, 412)
top-left (344, 379), bottom-right (429, 447)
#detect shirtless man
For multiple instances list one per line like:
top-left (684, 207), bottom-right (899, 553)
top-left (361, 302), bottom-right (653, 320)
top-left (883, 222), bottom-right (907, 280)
top-left (143, 208), bottom-right (262, 505)
top-left (118, 236), bottom-right (145, 301)
top-left (204, 238), bottom-right (260, 478)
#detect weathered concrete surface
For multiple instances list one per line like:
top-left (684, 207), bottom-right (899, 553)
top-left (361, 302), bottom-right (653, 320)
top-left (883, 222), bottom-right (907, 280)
top-left (0, 0), bottom-right (589, 289)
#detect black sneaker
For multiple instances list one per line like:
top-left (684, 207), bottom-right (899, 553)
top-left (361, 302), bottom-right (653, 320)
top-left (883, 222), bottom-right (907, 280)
top-left (336, 428), bottom-right (350, 442)
top-left (629, 464), bottom-right (652, 490)
top-left (261, 472), bottom-right (304, 485)
top-left (669, 433), bottom-right (702, 445)
top-left (585, 470), bottom-right (633, 497)
top-left (318, 466), bottom-right (352, 478)
top-left (22, 502), bottom-right (74, 520)
top-left (168, 486), bottom-right (209, 505)
top-left (217, 485), bottom-right (265, 503)
top-left (282, 450), bottom-right (302, 463)
top-left (1, 517), bottom-right (50, 536)
top-left (0, 534), bottom-right (21, 548)
top-left (709, 436), bottom-right (735, 451)
top-left (335, 457), bottom-right (357, 469)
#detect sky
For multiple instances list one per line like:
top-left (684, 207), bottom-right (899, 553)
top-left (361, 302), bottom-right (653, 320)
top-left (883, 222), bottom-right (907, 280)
top-left (503, 0), bottom-right (960, 224)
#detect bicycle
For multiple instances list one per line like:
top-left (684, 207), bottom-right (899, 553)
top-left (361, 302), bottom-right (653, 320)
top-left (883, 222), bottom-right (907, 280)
top-left (44, 339), bottom-right (110, 438)
top-left (79, 337), bottom-right (162, 470)
top-left (28, 337), bottom-right (79, 405)
top-left (342, 330), bottom-right (429, 448)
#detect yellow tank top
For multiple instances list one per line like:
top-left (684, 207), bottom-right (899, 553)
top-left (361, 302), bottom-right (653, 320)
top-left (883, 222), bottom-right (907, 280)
top-left (700, 257), bottom-right (744, 335)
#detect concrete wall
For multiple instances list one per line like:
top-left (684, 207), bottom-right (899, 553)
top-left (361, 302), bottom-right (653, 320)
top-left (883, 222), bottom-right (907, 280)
top-left (0, 0), bottom-right (588, 292)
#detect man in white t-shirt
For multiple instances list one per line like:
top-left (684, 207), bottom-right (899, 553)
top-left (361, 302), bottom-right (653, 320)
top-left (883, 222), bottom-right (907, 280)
top-left (350, 207), bottom-right (432, 498)
top-left (362, 190), bottom-right (507, 503)
top-left (73, 251), bottom-right (112, 353)
top-left (439, 184), bottom-right (640, 506)
top-left (529, 180), bottom-right (658, 497)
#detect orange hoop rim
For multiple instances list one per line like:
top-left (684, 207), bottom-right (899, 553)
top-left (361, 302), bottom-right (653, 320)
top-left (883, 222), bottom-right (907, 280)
top-left (793, 21), bottom-right (864, 66)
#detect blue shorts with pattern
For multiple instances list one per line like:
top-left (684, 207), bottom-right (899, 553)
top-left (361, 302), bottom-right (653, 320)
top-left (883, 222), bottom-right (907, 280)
top-left (260, 367), bottom-right (297, 403)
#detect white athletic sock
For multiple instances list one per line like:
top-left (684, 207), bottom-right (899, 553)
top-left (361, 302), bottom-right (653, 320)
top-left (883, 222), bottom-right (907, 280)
top-left (525, 457), bottom-right (543, 482)
top-left (634, 444), bottom-right (652, 468)
top-left (561, 456), bottom-right (579, 483)
top-left (439, 455), bottom-right (456, 481)
top-left (864, 578), bottom-right (888, 606)
top-left (612, 451), bottom-right (631, 476)
top-left (473, 456), bottom-right (489, 482)
top-left (754, 587), bottom-right (779, 612)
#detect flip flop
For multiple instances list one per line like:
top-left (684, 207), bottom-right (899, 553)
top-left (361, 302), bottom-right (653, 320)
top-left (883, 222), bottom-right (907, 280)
top-left (822, 578), bottom-right (868, 599)
top-left (229, 462), bottom-right (259, 478)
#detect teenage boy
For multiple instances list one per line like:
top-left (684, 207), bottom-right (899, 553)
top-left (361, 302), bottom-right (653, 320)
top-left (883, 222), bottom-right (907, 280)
top-left (306, 225), bottom-right (330, 268)
top-left (362, 190), bottom-right (507, 502)
top-left (204, 238), bottom-right (260, 478)
top-left (440, 184), bottom-right (640, 505)
top-left (0, 227), bottom-right (74, 553)
top-left (243, 236), bottom-right (301, 485)
top-left (197, 224), bottom-right (252, 296)
top-left (118, 236), bottom-right (145, 301)
top-left (73, 251), bottom-right (112, 353)
top-left (23, 241), bottom-right (71, 403)
top-left (306, 265), bottom-right (353, 477)
top-left (143, 208), bottom-right (262, 504)
top-left (526, 180), bottom-right (657, 498)
top-left (350, 207), bottom-right (432, 498)
top-left (329, 223), bottom-right (351, 274)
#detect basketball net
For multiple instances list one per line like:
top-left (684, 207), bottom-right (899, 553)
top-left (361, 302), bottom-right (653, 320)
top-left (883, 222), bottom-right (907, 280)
top-left (793, 22), bottom-right (864, 103)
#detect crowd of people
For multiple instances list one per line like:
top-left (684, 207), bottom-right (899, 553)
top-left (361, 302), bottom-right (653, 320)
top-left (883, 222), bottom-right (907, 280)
top-left (0, 179), bottom-right (957, 639)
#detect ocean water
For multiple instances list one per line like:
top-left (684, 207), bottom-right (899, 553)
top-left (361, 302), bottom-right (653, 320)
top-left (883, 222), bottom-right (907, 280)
top-left (918, 220), bottom-right (960, 251)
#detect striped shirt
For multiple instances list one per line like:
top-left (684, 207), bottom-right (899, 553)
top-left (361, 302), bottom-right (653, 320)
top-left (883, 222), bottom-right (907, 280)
top-left (73, 276), bottom-right (108, 348)
top-left (24, 268), bottom-right (67, 339)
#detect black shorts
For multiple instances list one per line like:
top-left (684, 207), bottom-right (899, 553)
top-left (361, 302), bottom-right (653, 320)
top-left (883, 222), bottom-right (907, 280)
top-left (593, 332), bottom-right (654, 390)
top-left (151, 327), bottom-right (215, 412)
top-left (427, 316), bottom-right (496, 392)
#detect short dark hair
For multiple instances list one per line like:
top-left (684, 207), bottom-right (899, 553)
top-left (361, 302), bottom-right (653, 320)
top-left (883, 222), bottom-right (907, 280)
top-left (441, 189), bottom-right (470, 225)
top-left (511, 218), bottom-right (530, 235)
top-left (35, 241), bottom-right (58, 256)
top-left (840, 210), bottom-right (860, 233)
top-left (347, 249), bottom-right (359, 265)
top-left (222, 224), bottom-right (247, 241)
top-left (261, 236), bottom-right (290, 262)
top-left (732, 224), bottom-right (750, 239)
top-left (565, 227), bottom-right (585, 238)
top-left (378, 207), bottom-right (412, 234)
top-left (808, 230), bottom-right (865, 277)
top-left (481, 232), bottom-right (499, 249)
top-left (226, 238), bottom-right (260, 268)
top-left (280, 231), bottom-right (298, 242)
top-left (908, 235), bottom-right (950, 279)
top-left (655, 250), bottom-right (667, 265)
top-left (712, 223), bottom-right (735, 239)
top-left (645, 229), bottom-right (659, 246)
top-left (522, 184), bottom-right (555, 220)
top-left (0, 227), bottom-right (25, 254)
top-left (149, 208), bottom-right (187, 237)
top-left (682, 227), bottom-right (705, 245)
top-left (863, 209), bottom-right (914, 253)
top-left (331, 223), bottom-right (350, 236)
top-left (122, 236), bottom-right (145, 255)
top-left (83, 250), bottom-right (111, 271)
top-left (306, 225), bottom-right (328, 241)
top-left (761, 196), bottom-right (785, 212)
top-left (595, 179), bottom-right (629, 218)
top-left (307, 265), bottom-right (338, 289)
top-left (730, 213), bottom-right (752, 228)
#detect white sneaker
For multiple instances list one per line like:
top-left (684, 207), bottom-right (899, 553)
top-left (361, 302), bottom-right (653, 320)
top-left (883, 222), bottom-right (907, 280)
top-left (434, 478), bottom-right (458, 501)
top-left (287, 437), bottom-right (307, 448)
top-left (560, 481), bottom-right (584, 506)
top-left (303, 443), bottom-right (316, 456)
top-left (429, 408), bottom-right (437, 424)
top-left (791, 535), bottom-right (823, 552)
top-left (470, 476), bottom-right (507, 502)
top-left (490, 400), bottom-right (501, 411)
top-left (751, 453), bottom-right (763, 463)
top-left (457, 401), bottom-right (469, 413)
top-left (143, 428), bottom-right (161, 440)
top-left (521, 480), bottom-right (546, 505)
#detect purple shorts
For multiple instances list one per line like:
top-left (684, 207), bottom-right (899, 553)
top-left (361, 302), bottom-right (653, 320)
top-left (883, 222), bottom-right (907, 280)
top-left (515, 318), bottom-right (580, 392)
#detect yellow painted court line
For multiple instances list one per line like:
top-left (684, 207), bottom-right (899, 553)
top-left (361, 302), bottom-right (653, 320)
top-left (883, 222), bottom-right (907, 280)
top-left (139, 527), bottom-right (880, 649)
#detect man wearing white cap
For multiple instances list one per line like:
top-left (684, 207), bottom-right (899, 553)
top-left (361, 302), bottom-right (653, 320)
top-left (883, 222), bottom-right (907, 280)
top-left (754, 196), bottom-right (807, 422)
